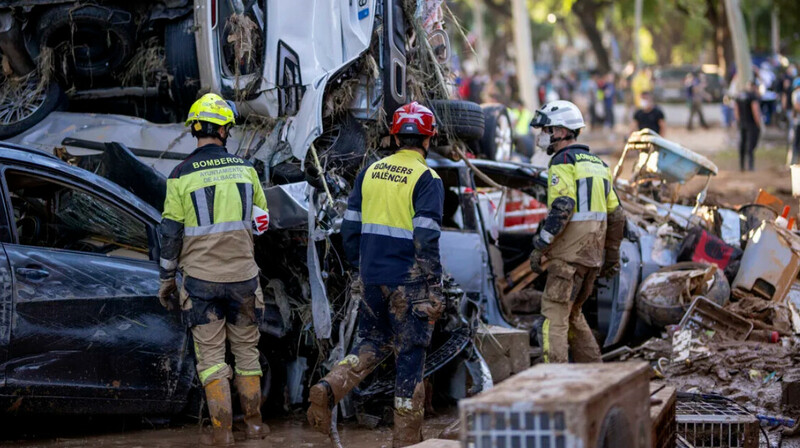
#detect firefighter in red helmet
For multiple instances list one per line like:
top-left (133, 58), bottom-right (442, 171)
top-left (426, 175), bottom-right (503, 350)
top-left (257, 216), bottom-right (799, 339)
top-left (307, 102), bottom-right (445, 447)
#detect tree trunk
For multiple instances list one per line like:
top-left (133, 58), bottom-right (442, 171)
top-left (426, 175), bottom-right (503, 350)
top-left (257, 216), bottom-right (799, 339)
top-left (706, 0), bottom-right (735, 80)
top-left (573, 0), bottom-right (611, 73)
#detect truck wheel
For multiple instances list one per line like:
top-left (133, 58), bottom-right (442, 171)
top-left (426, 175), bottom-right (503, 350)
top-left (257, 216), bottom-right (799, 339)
top-left (0, 73), bottom-right (64, 138)
top-left (37, 4), bottom-right (135, 78)
top-left (165, 15), bottom-right (201, 113)
top-left (429, 99), bottom-right (485, 142)
top-left (479, 104), bottom-right (513, 161)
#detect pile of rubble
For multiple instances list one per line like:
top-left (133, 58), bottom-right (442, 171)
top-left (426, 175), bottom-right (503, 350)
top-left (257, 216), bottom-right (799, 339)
top-left (605, 129), bottom-right (800, 445)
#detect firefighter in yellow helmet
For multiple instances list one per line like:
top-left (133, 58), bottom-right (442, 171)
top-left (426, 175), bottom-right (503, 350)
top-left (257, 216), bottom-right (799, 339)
top-left (528, 100), bottom-right (625, 364)
top-left (158, 93), bottom-right (269, 446)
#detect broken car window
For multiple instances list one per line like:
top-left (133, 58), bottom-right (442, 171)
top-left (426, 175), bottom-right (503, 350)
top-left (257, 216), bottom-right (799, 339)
top-left (6, 170), bottom-right (149, 259)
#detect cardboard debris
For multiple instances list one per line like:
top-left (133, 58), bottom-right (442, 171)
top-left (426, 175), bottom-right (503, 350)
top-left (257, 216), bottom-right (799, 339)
top-left (475, 325), bottom-right (531, 384)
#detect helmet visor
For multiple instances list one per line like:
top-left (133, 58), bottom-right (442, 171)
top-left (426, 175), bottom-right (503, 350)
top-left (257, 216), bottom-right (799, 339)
top-left (530, 110), bottom-right (551, 128)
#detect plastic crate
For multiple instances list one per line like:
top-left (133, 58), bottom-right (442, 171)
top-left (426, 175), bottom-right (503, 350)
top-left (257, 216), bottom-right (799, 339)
top-left (675, 394), bottom-right (759, 448)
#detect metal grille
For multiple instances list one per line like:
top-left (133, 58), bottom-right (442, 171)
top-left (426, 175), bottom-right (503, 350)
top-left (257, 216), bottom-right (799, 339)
top-left (676, 396), bottom-right (759, 448)
top-left (464, 408), bottom-right (577, 448)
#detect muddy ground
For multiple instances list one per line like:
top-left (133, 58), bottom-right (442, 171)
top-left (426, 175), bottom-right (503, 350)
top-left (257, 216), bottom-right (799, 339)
top-left (1, 410), bottom-right (458, 447)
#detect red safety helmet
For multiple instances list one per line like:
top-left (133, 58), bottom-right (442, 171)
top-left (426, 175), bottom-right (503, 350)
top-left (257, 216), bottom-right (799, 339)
top-left (390, 102), bottom-right (437, 136)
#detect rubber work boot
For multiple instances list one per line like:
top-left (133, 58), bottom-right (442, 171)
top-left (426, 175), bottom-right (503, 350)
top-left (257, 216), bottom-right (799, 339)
top-left (392, 382), bottom-right (426, 447)
top-left (307, 351), bottom-right (377, 434)
top-left (234, 375), bottom-right (270, 439)
top-left (201, 379), bottom-right (234, 446)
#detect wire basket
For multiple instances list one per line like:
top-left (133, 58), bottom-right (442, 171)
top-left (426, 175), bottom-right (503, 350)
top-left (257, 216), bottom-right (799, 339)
top-left (675, 394), bottom-right (759, 448)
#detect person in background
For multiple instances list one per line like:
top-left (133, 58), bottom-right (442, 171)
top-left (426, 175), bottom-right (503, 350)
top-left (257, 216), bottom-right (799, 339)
top-left (602, 72), bottom-right (617, 130)
top-left (632, 91), bottom-right (666, 136)
top-left (631, 66), bottom-right (654, 108)
top-left (790, 78), bottom-right (800, 165)
top-left (734, 81), bottom-right (762, 172)
top-left (686, 71), bottom-right (710, 130)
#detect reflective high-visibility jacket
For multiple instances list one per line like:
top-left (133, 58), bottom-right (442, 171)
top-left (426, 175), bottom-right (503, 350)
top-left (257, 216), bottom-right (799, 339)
top-left (538, 144), bottom-right (620, 268)
top-left (342, 149), bottom-right (444, 285)
top-left (158, 144), bottom-right (268, 283)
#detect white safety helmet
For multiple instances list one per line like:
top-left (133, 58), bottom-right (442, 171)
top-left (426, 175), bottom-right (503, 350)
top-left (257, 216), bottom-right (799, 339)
top-left (530, 100), bottom-right (586, 132)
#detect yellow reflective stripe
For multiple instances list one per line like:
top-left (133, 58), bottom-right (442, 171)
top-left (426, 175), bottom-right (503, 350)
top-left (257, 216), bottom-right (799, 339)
top-left (542, 319), bottom-right (551, 363)
top-left (199, 363), bottom-right (228, 384)
top-left (235, 367), bottom-right (262, 377)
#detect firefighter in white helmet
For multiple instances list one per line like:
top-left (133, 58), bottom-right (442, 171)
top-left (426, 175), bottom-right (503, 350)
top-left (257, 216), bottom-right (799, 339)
top-left (528, 100), bottom-right (625, 363)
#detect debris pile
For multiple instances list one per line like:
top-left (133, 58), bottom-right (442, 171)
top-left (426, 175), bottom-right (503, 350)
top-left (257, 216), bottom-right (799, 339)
top-left (600, 130), bottom-right (800, 445)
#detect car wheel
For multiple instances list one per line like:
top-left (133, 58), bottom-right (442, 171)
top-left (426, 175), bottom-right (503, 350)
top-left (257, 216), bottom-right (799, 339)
top-left (36, 4), bottom-right (135, 79)
top-left (0, 72), bottom-right (64, 138)
top-left (165, 14), bottom-right (201, 113)
top-left (479, 104), bottom-right (513, 161)
top-left (428, 99), bottom-right (485, 142)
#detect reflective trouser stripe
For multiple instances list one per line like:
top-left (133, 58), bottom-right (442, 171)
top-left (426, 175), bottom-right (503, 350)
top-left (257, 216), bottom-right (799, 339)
top-left (542, 319), bottom-right (551, 363)
top-left (199, 363), bottom-right (229, 385)
top-left (362, 223), bottom-right (413, 240)
top-left (235, 368), bottom-right (262, 377)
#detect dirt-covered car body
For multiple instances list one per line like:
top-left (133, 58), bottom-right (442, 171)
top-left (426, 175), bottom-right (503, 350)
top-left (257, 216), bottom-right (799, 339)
top-left (0, 141), bottom-right (484, 415)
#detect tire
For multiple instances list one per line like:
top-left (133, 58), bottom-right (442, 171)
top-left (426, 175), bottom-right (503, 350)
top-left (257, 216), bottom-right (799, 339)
top-left (36, 4), bottom-right (135, 78)
top-left (428, 99), bottom-right (485, 142)
top-left (479, 103), bottom-right (513, 161)
top-left (165, 15), bottom-right (201, 113)
top-left (635, 261), bottom-right (730, 328)
top-left (0, 74), bottom-right (64, 138)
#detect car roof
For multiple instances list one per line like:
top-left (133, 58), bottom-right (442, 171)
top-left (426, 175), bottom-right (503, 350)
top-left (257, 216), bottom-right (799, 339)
top-left (0, 142), bottom-right (161, 223)
top-left (427, 155), bottom-right (548, 189)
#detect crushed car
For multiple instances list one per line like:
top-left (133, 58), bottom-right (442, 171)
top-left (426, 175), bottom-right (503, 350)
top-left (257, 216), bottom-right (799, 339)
top-left (0, 0), bottom-right (512, 160)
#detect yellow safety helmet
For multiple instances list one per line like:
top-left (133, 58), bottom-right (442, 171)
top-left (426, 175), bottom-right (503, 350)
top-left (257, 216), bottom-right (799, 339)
top-left (185, 93), bottom-right (237, 131)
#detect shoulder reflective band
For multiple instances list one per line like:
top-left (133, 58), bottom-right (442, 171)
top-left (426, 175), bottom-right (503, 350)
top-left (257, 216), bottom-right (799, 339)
top-left (362, 223), bottom-right (413, 240)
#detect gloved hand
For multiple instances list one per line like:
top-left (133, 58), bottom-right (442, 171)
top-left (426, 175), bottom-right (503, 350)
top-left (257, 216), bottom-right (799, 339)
top-left (600, 260), bottom-right (620, 279)
top-left (414, 283), bottom-right (445, 322)
top-left (529, 248), bottom-right (546, 274)
top-left (158, 277), bottom-right (179, 310)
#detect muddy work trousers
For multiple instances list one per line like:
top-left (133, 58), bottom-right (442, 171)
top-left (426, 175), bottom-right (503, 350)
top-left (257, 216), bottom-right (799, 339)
top-left (181, 275), bottom-right (265, 385)
top-left (540, 260), bottom-right (602, 364)
top-left (345, 282), bottom-right (434, 400)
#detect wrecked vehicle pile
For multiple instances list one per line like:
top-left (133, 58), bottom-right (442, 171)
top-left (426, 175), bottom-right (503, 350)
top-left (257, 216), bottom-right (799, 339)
top-left (1, 2), bottom-right (800, 448)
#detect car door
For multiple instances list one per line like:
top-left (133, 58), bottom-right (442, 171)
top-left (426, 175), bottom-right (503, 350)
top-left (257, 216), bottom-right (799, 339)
top-left (1, 166), bottom-right (190, 408)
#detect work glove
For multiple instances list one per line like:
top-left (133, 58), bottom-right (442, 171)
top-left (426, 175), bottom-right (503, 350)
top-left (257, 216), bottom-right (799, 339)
top-left (414, 283), bottom-right (445, 322)
top-left (529, 248), bottom-right (546, 274)
top-left (158, 277), bottom-right (179, 311)
top-left (600, 260), bottom-right (621, 279)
